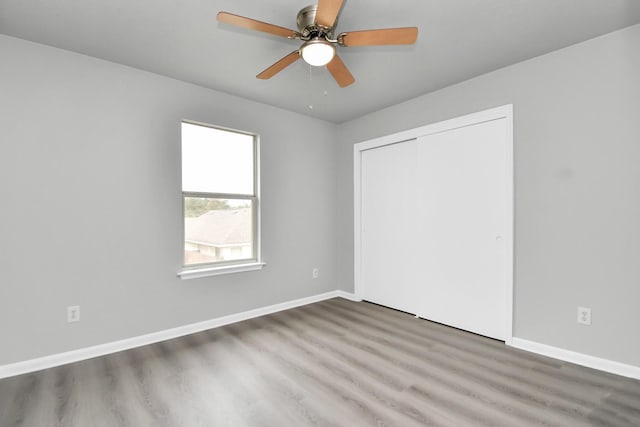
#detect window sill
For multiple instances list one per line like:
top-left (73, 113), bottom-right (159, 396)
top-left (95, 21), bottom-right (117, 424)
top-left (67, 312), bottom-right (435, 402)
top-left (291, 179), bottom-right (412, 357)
top-left (178, 262), bottom-right (266, 280)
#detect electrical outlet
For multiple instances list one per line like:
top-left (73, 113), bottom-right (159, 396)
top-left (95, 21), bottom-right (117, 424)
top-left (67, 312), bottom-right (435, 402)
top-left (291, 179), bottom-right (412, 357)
top-left (312, 268), bottom-right (319, 279)
top-left (67, 305), bottom-right (80, 323)
top-left (577, 307), bottom-right (591, 325)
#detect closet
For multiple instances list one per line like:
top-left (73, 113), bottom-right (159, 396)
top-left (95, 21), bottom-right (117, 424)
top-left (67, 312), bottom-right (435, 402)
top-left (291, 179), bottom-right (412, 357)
top-left (354, 106), bottom-right (513, 341)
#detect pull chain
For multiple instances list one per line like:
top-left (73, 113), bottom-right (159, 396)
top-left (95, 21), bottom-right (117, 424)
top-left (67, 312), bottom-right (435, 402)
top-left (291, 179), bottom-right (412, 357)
top-left (308, 63), bottom-right (314, 110)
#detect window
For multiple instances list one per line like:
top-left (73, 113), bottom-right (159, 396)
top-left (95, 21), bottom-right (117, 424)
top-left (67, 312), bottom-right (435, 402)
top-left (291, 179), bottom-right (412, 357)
top-left (179, 121), bottom-right (262, 279)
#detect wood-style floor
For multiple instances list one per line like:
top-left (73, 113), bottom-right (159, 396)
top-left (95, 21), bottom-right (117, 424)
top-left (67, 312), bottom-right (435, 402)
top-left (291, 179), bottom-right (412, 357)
top-left (1, 298), bottom-right (639, 426)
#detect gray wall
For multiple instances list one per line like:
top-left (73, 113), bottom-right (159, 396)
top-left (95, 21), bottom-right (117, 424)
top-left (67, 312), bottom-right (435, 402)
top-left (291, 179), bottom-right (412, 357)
top-left (337, 24), bottom-right (640, 367)
top-left (0, 35), bottom-right (340, 365)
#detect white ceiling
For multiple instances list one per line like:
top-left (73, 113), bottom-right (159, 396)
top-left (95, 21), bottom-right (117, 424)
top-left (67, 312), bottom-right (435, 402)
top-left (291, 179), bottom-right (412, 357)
top-left (2, 0), bottom-right (640, 123)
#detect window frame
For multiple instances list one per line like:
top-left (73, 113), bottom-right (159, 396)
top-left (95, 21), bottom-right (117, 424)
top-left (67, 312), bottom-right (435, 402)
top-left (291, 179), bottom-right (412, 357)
top-left (178, 120), bottom-right (264, 279)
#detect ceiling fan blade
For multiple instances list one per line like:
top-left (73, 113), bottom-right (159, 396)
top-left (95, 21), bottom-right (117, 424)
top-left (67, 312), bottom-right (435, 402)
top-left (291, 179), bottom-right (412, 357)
top-left (257, 51), bottom-right (301, 79)
top-left (217, 12), bottom-right (298, 38)
top-left (316, 0), bottom-right (344, 29)
top-left (341, 27), bottom-right (418, 46)
top-left (326, 54), bottom-right (355, 88)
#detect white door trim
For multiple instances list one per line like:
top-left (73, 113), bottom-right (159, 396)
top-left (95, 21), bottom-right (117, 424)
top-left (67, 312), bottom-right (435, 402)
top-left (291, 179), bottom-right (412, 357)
top-left (353, 105), bottom-right (514, 344)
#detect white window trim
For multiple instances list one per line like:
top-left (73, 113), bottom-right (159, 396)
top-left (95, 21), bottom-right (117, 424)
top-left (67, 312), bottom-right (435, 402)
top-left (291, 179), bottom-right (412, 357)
top-left (178, 261), bottom-right (266, 280)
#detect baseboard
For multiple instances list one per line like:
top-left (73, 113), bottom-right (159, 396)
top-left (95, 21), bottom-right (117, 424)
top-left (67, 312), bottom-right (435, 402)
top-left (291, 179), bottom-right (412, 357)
top-left (334, 290), bottom-right (362, 302)
top-left (0, 290), bottom-right (358, 379)
top-left (510, 337), bottom-right (640, 380)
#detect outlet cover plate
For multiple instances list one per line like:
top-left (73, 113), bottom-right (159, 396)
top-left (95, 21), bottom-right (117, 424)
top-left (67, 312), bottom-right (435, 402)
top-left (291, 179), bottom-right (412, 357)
top-left (577, 306), bottom-right (591, 325)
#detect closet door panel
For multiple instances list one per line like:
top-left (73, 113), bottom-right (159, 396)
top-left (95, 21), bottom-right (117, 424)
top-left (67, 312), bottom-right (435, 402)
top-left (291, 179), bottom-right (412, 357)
top-left (360, 139), bottom-right (420, 315)
top-left (416, 118), bottom-right (508, 339)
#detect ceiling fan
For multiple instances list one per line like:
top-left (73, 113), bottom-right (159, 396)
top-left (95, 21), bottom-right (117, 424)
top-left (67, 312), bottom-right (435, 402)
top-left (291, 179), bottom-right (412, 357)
top-left (217, 0), bottom-right (418, 88)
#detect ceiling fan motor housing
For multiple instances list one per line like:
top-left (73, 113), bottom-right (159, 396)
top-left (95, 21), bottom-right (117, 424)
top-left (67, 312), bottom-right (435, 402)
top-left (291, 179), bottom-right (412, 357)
top-left (297, 5), bottom-right (337, 38)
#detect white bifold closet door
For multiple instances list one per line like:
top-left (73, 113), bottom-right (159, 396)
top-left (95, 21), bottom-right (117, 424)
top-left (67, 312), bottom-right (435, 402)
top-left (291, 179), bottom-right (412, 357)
top-left (360, 118), bottom-right (509, 340)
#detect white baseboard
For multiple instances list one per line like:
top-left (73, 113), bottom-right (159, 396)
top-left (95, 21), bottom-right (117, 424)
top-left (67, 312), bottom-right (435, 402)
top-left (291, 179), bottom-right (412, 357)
top-left (335, 290), bottom-right (362, 302)
top-left (510, 337), bottom-right (640, 380)
top-left (0, 290), bottom-right (357, 379)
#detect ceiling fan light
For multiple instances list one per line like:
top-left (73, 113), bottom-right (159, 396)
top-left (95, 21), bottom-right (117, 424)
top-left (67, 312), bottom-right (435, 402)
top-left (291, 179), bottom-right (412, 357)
top-left (300, 39), bottom-right (335, 66)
